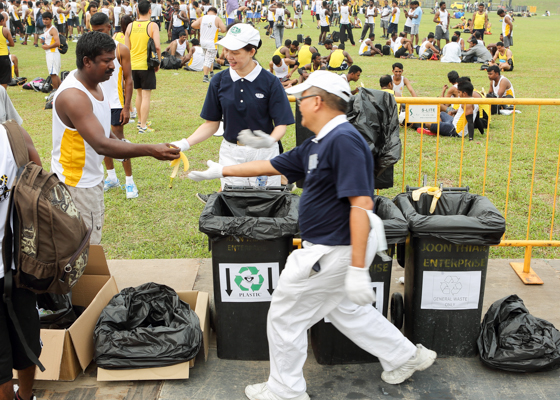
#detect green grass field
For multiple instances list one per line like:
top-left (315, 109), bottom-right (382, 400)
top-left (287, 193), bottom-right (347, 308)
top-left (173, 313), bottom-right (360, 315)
top-left (6, 5), bottom-right (560, 260)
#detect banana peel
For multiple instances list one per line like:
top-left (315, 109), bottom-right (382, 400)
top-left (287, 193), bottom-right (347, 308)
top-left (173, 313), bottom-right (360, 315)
top-left (169, 151), bottom-right (189, 188)
top-left (412, 186), bottom-right (442, 214)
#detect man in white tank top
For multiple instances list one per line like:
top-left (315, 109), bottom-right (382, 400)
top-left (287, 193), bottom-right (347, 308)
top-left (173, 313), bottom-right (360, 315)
top-left (339, 0), bottom-right (355, 46)
top-left (41, 12), bottom-right (62, 89)
top-left (169, 1), bottom-right (189, 41)
top-left (269, 54), bottom-right (297, 87)
top-left (191, 6), bottom-right (226, 82)
top-left (391, 62), bottom-right (416, 98)
top-left (165, 29), bottom-right (188, 56)
top-left (182, 37), bottom-right (204, 70)
top-left (91, 12), bottom-right (140, 199)
top-left (113, 0), bottom-right (122, 32)
top-left (433, 1), bottom-right (449, 49)
top-left (52, 31), bottom-right (179, 243)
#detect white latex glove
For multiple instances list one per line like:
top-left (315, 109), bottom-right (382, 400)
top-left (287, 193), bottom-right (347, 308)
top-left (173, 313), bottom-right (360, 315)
top-left (170, 138), bottom-right (191, 152)
top-left (187, 160), bottom-right (224, 182)
top-left (345, 266), bottom-right (375, 306)
top-left (237, 129), bottom-right (276, 148)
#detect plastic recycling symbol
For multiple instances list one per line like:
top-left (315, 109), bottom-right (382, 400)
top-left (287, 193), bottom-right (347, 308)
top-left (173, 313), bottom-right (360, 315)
top-left (234, 266), bottom-right (265, 292)
top-left (440, 276), bottom-right (462, 295)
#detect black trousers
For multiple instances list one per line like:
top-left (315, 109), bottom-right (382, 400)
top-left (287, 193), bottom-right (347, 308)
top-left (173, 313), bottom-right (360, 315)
top-left (360, 23), bottom-right (374, 40)
top-left (340, 23), bottom-right (354, 45)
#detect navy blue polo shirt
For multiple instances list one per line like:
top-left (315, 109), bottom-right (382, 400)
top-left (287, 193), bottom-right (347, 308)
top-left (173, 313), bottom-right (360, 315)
top-left (200, 64), bottom-right (295, 143)
top-left (271, 118), bottom-right (374, 246)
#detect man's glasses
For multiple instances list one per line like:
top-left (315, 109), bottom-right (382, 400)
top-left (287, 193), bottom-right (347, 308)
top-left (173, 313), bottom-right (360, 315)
top-left (296, 94), bottom-right (323, 105)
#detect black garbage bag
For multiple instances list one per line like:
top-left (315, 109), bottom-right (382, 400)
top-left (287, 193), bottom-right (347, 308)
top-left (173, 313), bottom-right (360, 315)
top-left (347, 88), bottom-right (401, 185)
top-left (37, 293), bottom-right (78, 329)
top-left (199, 190), bottom-right (299, 241)
top-left (93, 283), bottom-right (202, 369)
top-left (393, 191), bottom-right (506, 245)
top-left (374, 196), bottom-right (408, 244)
top-left (478, 295), bottom-right (560, 372)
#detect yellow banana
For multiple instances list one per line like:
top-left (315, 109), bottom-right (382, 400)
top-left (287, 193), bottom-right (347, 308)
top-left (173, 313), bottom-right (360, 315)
top-left (169, 151), bottom-right (189, 188)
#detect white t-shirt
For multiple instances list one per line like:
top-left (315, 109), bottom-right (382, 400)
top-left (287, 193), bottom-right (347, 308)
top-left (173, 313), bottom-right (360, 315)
top-left (332, 0), bottom-right (339, 13)
top-left (319, 8), bottom-right (328, 26)
top-left (381, 5), bottom-right (391, 21)
top-left (0, 125), bottom-right (17, 279)
top-left (441, 42), bottom-right (462, 63)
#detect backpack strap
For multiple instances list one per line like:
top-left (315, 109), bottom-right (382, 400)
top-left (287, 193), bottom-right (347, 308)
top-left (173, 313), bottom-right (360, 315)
top-left (2, 178), bottom-right (46, 372)
top-left (3, 120), bottom-right (30, 169)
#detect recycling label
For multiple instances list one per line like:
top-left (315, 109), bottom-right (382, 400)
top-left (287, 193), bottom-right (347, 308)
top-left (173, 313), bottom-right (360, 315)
top-left (420, 271), bottom-right (482, 310)
top-left (219, 262), bottom-right (280, 303)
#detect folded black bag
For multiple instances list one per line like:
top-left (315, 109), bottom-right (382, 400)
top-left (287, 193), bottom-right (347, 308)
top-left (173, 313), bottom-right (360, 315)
top-left (477, 295), bottom-right (560, 372)
top-left (374, 196), bottom-right (408, 245)
top-left (199, 190), bottom-right (300, 241)
top-left (393, 191), bottom-right (506, 245)
top-left (93, 282), bottom-right (202, 369)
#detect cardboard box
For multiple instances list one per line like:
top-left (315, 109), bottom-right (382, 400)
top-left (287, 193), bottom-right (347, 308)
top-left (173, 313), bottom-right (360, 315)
top-left (97, 290), bottom-right (210, 381)
top-left (30, 245), bottom-right (119, 381)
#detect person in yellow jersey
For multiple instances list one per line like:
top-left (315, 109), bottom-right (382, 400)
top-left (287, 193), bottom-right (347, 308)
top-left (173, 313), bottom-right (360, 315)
top-left (191, 6), bottom-right (226, 83)
top-left (470, 2), bottom-right (487, 39)
top-left (40, 12), bottom-right (63, 89)
top-left (489, 40), bottom-right (513, 71)
top-left (182, 37), bottom-right (203, 70)
top-left (297, 37), bottom-right (318, 69)
top-left (90, 13), bottom-right (139, 199)
top-left (0, 14), bottom-right (15, 89)
top-left (9, 0), bottom-right (25, 39)
top-left (359, 33), bottom-right (383, 56)
top-left (52, 0), bottom-right (69, 36)
top-left (487, 64), bottom-right (514, 100)
top-left (497, 8), bottom-right (512, 49)
top-left (113, 13), bottom-right (132, 43)
top-left (51, 31), bottom-right (179, 243)
top-left (84, 2), bottom-right (97, 32)
top-left (67, 0), bottom-right (80, 40)
top-left (326, 42), bottom-right (352, 71)
top-left (297, 52), bottom-right (325, 83)
top-left (273, 38), bottom-right (294, 59)
top-left (80, 0), bottom-right (90, 31)
top-left (22, 1), bottom-right (34, 45)
top-left (125, 0), bottom-right (161, 134)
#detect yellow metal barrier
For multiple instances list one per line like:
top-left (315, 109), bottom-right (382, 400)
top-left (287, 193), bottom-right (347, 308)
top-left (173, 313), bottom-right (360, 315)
top-left (289, 95), bottom-right (560, 285)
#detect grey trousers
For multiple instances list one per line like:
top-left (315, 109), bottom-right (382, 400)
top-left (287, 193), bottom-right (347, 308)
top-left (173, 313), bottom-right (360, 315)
top-left (273, 23), bottom-right (284, 49)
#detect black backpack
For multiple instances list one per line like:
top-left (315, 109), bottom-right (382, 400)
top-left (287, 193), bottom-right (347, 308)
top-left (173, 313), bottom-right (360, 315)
top-left (297, 34), bottom-right (303, 43)
top-left (60, 70), bottom-right (70, 81)
top-left (374, 43), bottom-right (382, 51)
top-left (41, 75), bottom-right (53, 93)
top-left (383, 45), bottom-right (391, 56)
top-left (161, 55), bottom-right (182, 69)
top-left (59, 34), bottom-right (68, 54)
top-left (332, 31), bottom-right (340, 42)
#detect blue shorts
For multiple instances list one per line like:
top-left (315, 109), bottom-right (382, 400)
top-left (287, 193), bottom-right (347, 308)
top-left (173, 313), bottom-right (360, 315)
top-left (111, 108), bottom-right (124, 126)
top-left (247, 12), bottom-right (253, 18)
top-left (254, 12), bottom-right (261, 19)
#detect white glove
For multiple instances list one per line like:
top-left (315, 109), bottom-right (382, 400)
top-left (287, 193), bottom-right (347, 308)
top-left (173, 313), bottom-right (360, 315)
top-left (345, 265), bottom-right (375, 306)
top-left (187, 160), bottom-right (224, 182)
top-left (170, 138), bottom-right (191, 152)
top-left (237, 129), bottom-right (276, 149)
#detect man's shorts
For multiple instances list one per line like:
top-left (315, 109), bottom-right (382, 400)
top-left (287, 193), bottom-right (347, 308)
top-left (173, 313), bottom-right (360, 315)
top-left (395, 46), bottom-right (408, 58)
top-left (435, 25), bottom-right (449, 41)
top-left (327, 62), bottom-right (348, 71)
top-left (56, 23), bottom-right (66, 34)
top-left (0, 277), bottom-right (41, 385)
top-left (132, 69), bottom-right (157, 90)
top-left (0, 55), bottom-right (12, 85)
top-left (381, 19), bottom-right (389, 29)
top-left (404, 25), bottom-right (411, 33)
top-left (503, 35), bottom-right (513, 48)
top-left (360, 50), bottom-right (371, 56)
top-left (68, 16), bottom-right (79, 27)
top-left (114, 25), bottom-right (121, 32)
top-left (13, 20), bottom-right (24, 33)
top-left (321, 25), bottom-right (329, 33)
top-left (202, 48), bottom-right (217, 69)
top-left (295, 12), bottom-right (302, 19)
top-left (171, 25), bottom-right (184, 41)
top-left (411, 24), bottom-right (419, 35)
top-left (387, 22), bottom-right (398, 34)
top-left (46, 52), bottom-right (61, 76)
top-left (247, 12), bottom-right (253, 18)
top-left (67, 182), bottom-right (104, 245)
top-left (269, 20), bottom-right (274, 29)
top-left (111, 108), bottom-right (124, 126)
top-left (316, 14), bottom-right (321, 21)
top-left (35, 25), bottom-right (44, 35)
top-left (473, 28), bottom-right (484, 39)
top-left (254, 12), bottom-right (261, 19)
top-left (25, 25), bottom-right (35, 34)
top-left (81, 16), bottom-right (86, 27)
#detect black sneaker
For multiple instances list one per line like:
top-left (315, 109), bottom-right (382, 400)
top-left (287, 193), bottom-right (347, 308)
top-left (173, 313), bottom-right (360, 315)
top-left (196, 193), bottom-right (209, 203)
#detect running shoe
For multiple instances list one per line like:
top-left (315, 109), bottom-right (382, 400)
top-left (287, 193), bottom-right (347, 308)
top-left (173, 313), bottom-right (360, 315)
top-left (196, 193), bottom-right (210, 204)
top-left (137, 120), bottom-right (152, 129)
top-left (138, 126), bottom-right (154, 134)
top-left (202, 76), bottom-right (210, 83)
top-left (14, 384), bottom-right (37, 400)
top-left (381, 344), bottom-right (437, 385)
top-left (130, 108), bottom-right (137, 118)
top-left (417, 127), bottom-right (436, 136)
top-left (103, 178), bottom-right (120, 191)
top-left (245, 382), bottom-right (310, 400)
top-left (125, 182), bottom-right (139, 199)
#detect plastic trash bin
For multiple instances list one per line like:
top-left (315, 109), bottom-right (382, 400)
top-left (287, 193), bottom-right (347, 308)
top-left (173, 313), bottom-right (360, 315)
top-left (199, 186), bottom-right (300, 360)
top-left (393, 188), bottom-right (506, 357)
top-left (310, 196), bottom-right (408, 365)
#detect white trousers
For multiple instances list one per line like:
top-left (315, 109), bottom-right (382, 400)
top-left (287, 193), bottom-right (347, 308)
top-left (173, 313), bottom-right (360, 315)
top-left (266, 242), bottom-right (417, 399)
top-left (218, 139), bottom-right (281, 189)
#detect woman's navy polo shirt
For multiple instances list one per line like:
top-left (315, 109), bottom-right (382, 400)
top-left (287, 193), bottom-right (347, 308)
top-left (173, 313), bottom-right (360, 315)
top-left (200, 63), bottom-right (295, 143)
top-left (271, 120), bottom-right (374, 246)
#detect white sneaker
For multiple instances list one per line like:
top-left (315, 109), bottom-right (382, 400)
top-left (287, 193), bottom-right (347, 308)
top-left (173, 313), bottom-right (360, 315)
top-left (245, 383), bottom-right (310, 400)
top-left (381, 344), bottom-right (437, 385)
top-left (125, 182), bottom-right (139, 199)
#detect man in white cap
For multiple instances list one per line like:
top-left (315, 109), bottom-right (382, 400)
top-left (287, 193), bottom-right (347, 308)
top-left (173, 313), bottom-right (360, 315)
top-left (188, 71), bottom-right (437, 399)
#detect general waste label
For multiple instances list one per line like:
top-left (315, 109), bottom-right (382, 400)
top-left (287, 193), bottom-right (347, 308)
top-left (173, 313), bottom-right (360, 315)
top-left (408, 105), bottom-right (438, 123)
top-left (219, 262), bottom-right (280, 303)
top-left (420, 271), bottom-right (481, 310)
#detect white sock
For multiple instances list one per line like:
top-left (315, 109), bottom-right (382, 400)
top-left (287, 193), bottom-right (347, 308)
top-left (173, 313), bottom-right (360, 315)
top-left (107, 169), bottom-right (117, 182)
top-left (125, 176), bottom-right (134, 185)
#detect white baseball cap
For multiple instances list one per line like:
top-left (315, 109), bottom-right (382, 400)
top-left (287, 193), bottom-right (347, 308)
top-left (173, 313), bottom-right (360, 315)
top-left (216, 24), bottom-right (261, 51)
top-left (285, 71), bottom-right (352, 102)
